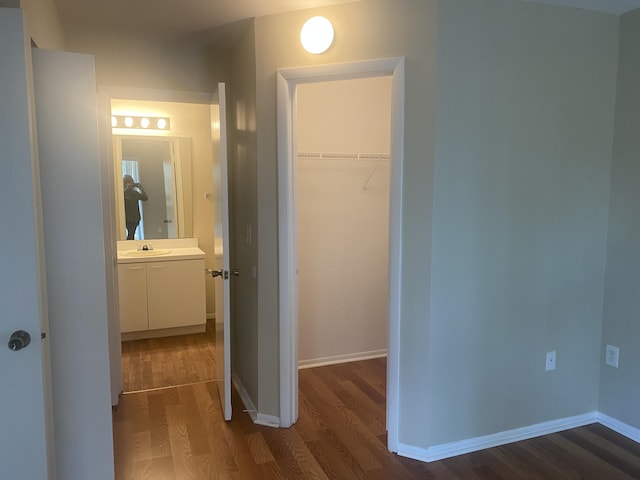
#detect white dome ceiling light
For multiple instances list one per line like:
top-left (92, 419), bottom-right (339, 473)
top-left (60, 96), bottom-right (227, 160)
top-left (300, 16), bottom-right (334, 54)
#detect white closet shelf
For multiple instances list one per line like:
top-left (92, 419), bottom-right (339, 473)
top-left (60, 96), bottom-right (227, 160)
top-left (297, 152), bottom-right (390, 160)
top-left (297, 152), bottom-right (390, 190)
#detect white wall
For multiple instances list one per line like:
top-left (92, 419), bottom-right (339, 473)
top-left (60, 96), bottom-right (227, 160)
top-left (296, 77), bottom-right (391, 366)
top-left (111, 99), bottom-right (217, 315)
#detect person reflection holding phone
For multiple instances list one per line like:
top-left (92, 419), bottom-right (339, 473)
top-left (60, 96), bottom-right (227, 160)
top-left (123, 174), bottom-right (148, 240)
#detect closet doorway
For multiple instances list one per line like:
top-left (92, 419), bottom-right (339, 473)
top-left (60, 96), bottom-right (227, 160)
top-left (277, 58), bottom-right (405, 450)
top-left (296, 77), bottom-right (391, 364)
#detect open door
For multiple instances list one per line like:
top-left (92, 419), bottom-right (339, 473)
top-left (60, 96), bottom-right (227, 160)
top-left (211, 82), bottom-right (232, 420)
top-left (0, 10), bottom-right (52, 478)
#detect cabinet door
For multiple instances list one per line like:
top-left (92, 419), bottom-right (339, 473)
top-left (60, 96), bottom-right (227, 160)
top-left (117, 264), bottom-right (148, 333)
top-left (146, 259), bottom-right (206, 330)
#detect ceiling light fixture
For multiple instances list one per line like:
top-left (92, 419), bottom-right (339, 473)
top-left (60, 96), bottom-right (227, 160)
top-left (300, 16), bottom-right (334, 54)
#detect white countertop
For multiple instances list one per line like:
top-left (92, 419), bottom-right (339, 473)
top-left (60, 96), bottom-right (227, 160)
top-left (117, 246), bottom-right (205, 264)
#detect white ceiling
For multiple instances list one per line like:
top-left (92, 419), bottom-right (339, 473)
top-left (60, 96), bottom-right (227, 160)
top-left (52, 0), bottom-right (640, 46)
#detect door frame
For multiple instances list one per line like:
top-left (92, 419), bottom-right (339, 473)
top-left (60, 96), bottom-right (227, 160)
top-left (277, 57), bottom-right (405, 451)
top-left (97, 86), bottom-right (213, 405)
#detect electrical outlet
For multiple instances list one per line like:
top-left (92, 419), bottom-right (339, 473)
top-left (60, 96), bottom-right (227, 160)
top-left (545, 351), bottom-right (556, 371)
top-left (605, 345), bottom-right (619, 368)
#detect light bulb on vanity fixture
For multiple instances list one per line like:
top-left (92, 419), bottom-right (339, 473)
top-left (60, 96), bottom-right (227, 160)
top-left (300, 16), bottom-right (334, 54)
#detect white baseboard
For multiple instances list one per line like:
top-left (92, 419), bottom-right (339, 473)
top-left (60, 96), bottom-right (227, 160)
top-left (232, 373), bottom-right (280, 428)
top-left (298, 349), bottom-right (387, 370)
top-left (398, 412), bottom-right (599, 463)
top-left (597, 412), bottom-right (640, 443)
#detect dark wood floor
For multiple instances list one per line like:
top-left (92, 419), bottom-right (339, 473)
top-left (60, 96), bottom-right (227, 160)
top-left (113, 358), bottom-right (640, 479)
top-left (121, 319), bottom-right (217, 392)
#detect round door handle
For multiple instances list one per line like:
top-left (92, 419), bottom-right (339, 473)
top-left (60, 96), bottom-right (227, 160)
top-left (8, 330), bottom-right (31, 352)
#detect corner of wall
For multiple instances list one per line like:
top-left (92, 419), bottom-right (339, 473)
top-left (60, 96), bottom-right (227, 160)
top-left (20, 0), bottom-right (67, 50)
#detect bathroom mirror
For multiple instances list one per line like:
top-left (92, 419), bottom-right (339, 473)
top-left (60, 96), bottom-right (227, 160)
top-left (113, 135), bottom-right (193, 240)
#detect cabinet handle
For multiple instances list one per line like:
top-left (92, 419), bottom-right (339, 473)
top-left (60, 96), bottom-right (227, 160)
top-left (150, 266), bottom-right (164, 269)
top-left (128, 266), bottom-right (144, 271)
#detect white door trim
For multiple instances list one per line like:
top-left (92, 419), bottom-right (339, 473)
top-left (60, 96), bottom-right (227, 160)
top-left (277, 57), bottom-right (405, 452)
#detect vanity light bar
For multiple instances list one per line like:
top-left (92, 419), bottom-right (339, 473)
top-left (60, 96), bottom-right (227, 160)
top-left (111, 115), bottom-right (171, 131)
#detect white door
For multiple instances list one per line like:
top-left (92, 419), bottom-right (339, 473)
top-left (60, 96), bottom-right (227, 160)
top-left (0, 9), bottom-right (52, 478)
top-left (211, 82), bottom-right (232, 420)
top-left (32, 47), bottom-right (114, 479)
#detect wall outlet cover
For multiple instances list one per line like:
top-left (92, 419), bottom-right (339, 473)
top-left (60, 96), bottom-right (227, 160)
top-left (605, 345), bottom-right (619, 368)
top-left (545, 351), bottom-right (556, 371)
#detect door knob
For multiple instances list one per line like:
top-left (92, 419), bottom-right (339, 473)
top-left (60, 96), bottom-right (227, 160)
top-left (8, 330), bottom-right (31, 352)
top-left (231, 269), bottom-right (240, 277)
top-left (209, 269), bottom-right (224, 278)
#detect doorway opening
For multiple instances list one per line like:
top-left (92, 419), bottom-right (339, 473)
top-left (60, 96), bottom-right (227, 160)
top-left (103, 92), bottom-right (220, 395)
top-left (295, 75), bottom-right (392, 450)
top-left (277, 58), bottom-right (405, 451)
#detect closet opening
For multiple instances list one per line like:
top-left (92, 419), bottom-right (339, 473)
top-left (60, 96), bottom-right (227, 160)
top-left (277, 57), bottom-right (405, 451)
top-left (295, 76), bottom-right (392, 434)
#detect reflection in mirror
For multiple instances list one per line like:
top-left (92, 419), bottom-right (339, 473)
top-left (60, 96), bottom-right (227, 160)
top-left (113, 135), bottom-right (193, 240)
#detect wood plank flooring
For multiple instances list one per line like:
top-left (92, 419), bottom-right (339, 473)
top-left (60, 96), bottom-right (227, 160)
top-left (113, 358), bottom-right (640, 479)
top-left (121, 319), bottom-right (216, 392)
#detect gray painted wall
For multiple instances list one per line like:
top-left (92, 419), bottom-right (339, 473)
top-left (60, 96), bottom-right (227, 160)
top-left (600, 8), bottom-right (640, 427)
top-left (20, 0), bottom-right (66, 49)
top-left (15, 0), bottom-right (640, 463)
top-left (254, 0), bottom-right (439, 422)
top-left (254, 0), bottom-right (624, 448)
top-left (430, 0), bottom-right (618, 446)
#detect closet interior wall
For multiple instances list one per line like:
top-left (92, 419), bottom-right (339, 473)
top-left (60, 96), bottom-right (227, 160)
top-left (296, 77), bottom-right (393, 368)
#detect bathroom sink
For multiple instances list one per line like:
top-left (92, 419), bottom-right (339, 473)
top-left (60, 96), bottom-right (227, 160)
top-left (121, 249), bottom-right (171, 257)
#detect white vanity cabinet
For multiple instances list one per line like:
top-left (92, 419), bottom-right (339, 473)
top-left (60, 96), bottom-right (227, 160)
top-left (118, 258), bottom-right (206, 335)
